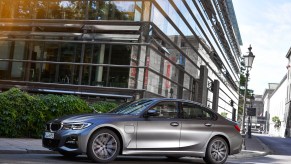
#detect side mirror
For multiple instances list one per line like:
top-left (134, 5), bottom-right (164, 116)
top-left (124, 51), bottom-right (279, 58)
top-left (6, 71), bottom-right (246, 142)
top-left (145, 109), bottom-right (159, 117)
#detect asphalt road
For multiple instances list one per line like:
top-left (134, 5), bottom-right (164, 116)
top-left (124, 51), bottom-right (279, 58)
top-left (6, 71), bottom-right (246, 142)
top-left (227, 134), bottom-right (291, 164)
top-left (256, 134), bottom-right (291, 155)
top-left (2, 134), bottom-right (291, 164)
top-left (0, 154), bottom-right (206, 164)
top-left (2, 153), bottom-right (291, 164)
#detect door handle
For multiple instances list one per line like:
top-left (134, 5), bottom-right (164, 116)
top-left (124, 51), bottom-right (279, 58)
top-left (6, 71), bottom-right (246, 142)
top-left (204, 123), bottom-right (212, 127)
top-left (170, 122), bottom-right (179, 127)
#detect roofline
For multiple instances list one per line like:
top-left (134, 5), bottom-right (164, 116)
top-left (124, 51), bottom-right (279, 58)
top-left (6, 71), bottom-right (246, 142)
top-left (286, 47), bottom-right (291, 58)
top-left (269, 74), bottom-right (287, 99)
top-left (226, 0), bottom-right (243, 45)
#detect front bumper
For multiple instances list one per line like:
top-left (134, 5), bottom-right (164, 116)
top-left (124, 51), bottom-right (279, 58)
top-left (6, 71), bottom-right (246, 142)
top-left (42, 128), bottom-right (91, 154)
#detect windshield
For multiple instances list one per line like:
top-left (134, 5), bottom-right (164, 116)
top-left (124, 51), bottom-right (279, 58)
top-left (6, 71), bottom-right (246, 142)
top-left (109, 99), bottom-right (153, 115)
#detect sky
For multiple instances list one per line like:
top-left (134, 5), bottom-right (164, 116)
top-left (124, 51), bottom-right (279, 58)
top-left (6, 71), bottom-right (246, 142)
top-left (232, 0), bottom-right (291, 95)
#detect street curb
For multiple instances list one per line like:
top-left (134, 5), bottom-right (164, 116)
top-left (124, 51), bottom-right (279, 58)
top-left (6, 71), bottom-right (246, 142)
top-left (0, 149), bottom-right (58, 154)
top-left (255, 135), bottom-right (272, 155)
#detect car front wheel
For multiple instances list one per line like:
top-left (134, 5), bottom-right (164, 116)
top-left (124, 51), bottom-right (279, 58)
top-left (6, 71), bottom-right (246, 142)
top-left (203, 137), bottom-right (229, 164)
top-left (87, 129), bottom-right (120, 163)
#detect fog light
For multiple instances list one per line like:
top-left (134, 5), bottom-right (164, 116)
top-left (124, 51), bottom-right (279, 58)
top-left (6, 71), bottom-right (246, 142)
top-left (65, 140), bottom-right (76, 144)
top-left (65, 135), bottom-right (78, 149)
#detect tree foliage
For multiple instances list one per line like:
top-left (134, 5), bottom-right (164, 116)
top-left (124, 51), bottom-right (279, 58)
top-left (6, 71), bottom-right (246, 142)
top-left (238, 72), bottom-right (255, 122)
top-left (272, 116), bottom-right (281, 129)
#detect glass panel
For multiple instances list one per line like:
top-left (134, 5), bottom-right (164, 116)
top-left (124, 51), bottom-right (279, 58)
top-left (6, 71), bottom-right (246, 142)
top-left (128, 45), bottom-right (139, 89)
top-left (58, 64), bottom-right (79, 84)
top-left (162, 60), bottom-right (175, 97)
top-left (89, 66), bottom-right (105, 86)
top-left (39, 63), bottom-right (80, 84)
top-left (88, 1), bottom-right (136, 20)
top-left (150, 101), bottom-right (178, 118)
top-left (60, 43), bottom-right (82, 63)
top-left (0, 0), bottom-right (140, 20)
top-left (170, 83), bottom-right (178, 98)
top-left (42, 43), bottom-right (59, 61)
top-left (89, 1), bottom-right (109, 20)
top-left (147, 70), bottom-right (159, 94)
top-left (110, 45), bottom-right (131, 65)
top-left (34, 42), bottom-right (82, 62)
top-left (39, 62), bottom-right (55, 83)
top-left (11, 62), bottom-right (24, 80)
top-left (182, 103), bottom-right (213, 119)
top-left (108, 67), bottom-right (129, 88)
top-left (0, 41), bottom-right (10, 71)
top-left (109, 1), bottom-right (135, 20)
top-left (46, 1), bottom-right (87, 19)
top-left (137, 68), bottom-right (145, 89)
top-left (0, 0), bottom-right (13, 18)
top-left (11, 41), bottom-right (26, 79)
top-left (149, 49), bottom-right (161, 73)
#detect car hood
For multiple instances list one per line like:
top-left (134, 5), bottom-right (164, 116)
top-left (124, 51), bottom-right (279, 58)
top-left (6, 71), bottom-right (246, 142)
top-left (48, 113), bottom-right (138, 123)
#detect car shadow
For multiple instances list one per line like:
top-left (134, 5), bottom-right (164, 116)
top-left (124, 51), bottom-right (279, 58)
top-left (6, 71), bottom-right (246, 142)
top-left (46, 154), bottom-right (206, 163)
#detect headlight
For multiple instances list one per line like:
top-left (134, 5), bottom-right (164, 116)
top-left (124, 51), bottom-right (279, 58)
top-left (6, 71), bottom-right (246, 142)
top-left (62, 122), bottom-right (92, 130)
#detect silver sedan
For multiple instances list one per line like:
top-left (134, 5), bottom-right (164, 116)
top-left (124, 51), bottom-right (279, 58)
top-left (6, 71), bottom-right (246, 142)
top-left (43, 98), bottom-right (242, 164)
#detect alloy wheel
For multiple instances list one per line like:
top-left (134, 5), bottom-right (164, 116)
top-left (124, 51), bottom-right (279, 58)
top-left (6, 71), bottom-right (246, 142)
top-left (92, 132), bottom-right (118, 160)
top-left (210, 139), bottom-right (227, 162)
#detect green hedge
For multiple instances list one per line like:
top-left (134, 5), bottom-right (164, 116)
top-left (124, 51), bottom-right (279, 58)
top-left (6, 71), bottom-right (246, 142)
top-left (0, 88), bottom-right (47, 138)
top-left (0, 88), bottom-right (118, 138)
top-left (90, 101), bottom-right (118, 113)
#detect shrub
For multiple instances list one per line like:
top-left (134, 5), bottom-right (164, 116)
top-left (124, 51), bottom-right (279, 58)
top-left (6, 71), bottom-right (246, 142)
top-left (272, 116), bottom-right (281, 129)
top-left (38, 94), bottom-right (92, 121)
top-left (0, 88), bottom-right (93, 138)
top-left (0, 88), bottom-right (47, 138)
top-left (0, 88), bottom-right (122, 138)
top-left (90, 101), bottom-right (118, 113)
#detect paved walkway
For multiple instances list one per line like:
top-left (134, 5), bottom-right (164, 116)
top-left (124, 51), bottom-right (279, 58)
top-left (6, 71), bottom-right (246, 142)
top-left (229, 133), bottom-right (270, 159)
top-left (0, 134), bottom-right (270, 159)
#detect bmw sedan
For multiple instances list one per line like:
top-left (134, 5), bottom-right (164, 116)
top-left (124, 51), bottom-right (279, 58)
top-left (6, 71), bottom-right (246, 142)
top-left (43, 98), bottom-right (242, 164)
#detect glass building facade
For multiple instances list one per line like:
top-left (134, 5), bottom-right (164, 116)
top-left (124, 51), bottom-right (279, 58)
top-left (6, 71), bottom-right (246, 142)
top-left (0, 0), bottom-right (242, 118)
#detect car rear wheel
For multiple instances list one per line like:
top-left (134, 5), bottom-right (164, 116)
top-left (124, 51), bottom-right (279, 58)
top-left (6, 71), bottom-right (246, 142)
top-left (87, 129), bottom-right (120, 163)
top-left (203, 137), bottom-right (228, 164)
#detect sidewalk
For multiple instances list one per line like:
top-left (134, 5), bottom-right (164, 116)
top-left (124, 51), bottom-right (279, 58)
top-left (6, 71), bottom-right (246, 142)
top-left (229, 133), bottom-right (271, 159)
top-left (0, 134), bottom-right (270, 159)
top-left (0, 138), bottom-right (56, 154)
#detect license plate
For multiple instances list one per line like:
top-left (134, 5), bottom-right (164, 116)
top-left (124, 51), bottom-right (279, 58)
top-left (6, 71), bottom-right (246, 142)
top-left (44, 132), bottom-right (54, 139)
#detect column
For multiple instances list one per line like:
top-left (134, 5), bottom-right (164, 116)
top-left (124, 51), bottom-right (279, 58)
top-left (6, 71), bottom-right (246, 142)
top-left (197, 65), bottom-right (208, 106)
top-left (212, 79), bottom-right (219, 112)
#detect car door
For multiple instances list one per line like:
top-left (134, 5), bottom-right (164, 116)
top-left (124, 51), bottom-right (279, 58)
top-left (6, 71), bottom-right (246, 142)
top-left (180, 102), bottom-right (215, 150)
top-left (136, 101), bottom-right (181, 149)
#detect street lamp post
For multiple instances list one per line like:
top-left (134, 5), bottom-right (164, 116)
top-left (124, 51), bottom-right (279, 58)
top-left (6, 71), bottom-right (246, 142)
top-left (241, 45), bottom-right (255, 136)
top-left (248, 94), bottom-right (255, 138)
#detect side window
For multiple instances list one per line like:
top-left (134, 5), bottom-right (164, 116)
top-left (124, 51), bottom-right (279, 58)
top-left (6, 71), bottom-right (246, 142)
top-left (182, 103), bottom-right (213, 120)
top-left (149, 101), bottom-right (178, 118)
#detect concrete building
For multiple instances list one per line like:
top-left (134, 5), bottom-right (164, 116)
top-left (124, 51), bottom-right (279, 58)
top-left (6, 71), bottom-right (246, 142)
top-left (263, 83), bottom-right (278, 133)
top-left (267, 76), bottom-right (287, 137)
top-left (0, 0), bottom-right (242, 118)
top-left (285, 47), bottom-right (291, 137)
top-left (251, 95), bottom-right (264, 130)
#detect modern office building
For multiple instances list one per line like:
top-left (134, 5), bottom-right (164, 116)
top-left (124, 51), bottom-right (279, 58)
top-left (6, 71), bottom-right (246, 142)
top-left (285, 47), bottom-right (291, 137)
top-left (0, 0), bottom-right (242, 118)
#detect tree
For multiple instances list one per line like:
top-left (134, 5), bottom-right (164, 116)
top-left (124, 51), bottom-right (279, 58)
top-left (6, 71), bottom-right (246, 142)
top-left (272, 116), bottom-right (281, 129)
top-left (238, 73), bottom-right (255, 122)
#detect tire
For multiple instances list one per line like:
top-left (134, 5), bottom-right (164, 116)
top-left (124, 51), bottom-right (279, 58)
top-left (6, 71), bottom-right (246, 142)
top-left (87, 129), bottom-right (120, 163)
top-left (58, 150), bottom-right (79, 158)
top-left (203, 137), bottom-right (229, 164)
